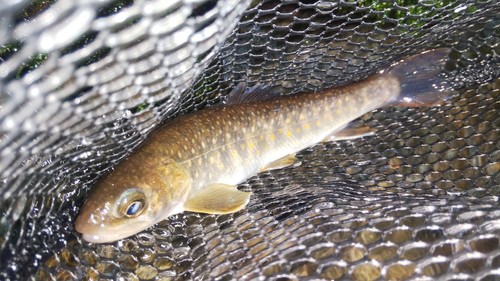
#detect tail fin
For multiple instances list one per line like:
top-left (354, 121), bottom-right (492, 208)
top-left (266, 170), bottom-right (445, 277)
top-left (382, 48), bottom-right (454, 107)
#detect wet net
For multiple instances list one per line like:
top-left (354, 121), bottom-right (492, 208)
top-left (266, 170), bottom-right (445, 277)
top-left (0, 0), bottom-right (499, 280)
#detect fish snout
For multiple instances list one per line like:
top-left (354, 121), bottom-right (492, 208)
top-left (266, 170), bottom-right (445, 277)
top-left (74, 206), bottom-right (118, 243)
top-left (74, 200), bottom-right (111, 235)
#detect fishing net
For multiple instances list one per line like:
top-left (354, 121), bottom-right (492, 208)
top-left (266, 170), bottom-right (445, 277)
top-left (0, 0), bottom-right (499, 280)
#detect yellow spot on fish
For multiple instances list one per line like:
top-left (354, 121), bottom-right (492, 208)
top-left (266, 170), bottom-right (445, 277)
top-left (304, 123), bottom-right (311, 129)
top-left (296, 128), bottom-right (301, 133)
top-left (278, 128), bottom-right (283, 134)
top-left (286, 130), bottom-right (292, 137)
top-left (270, 134), bottom-right (275, 141)
top-left (259, 135), bottom-right (264, 141)
top-left (316, 120), bottom-right (321, 126)
top-left (231, 149), bottom-right (238, 157)
top-left (248, 142), bottom-right (255, 149)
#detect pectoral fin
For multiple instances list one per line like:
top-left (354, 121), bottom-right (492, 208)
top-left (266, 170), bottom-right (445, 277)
top-left (323, 126), bottom-right (376, 142)
top-left (184, 184), bottom-right (251, 214)
top-left (261, 154), bottom-right (298, 172)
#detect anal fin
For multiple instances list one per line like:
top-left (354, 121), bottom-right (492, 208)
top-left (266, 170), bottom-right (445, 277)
top-left (323, 126), bottom-right (376, 142)
top-left (261, 154), bottom-right (298, 172)
top-left (184, 184), bottom-right (251, 214)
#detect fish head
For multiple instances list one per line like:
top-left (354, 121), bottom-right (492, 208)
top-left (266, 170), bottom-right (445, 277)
top-left (75, 157), bottom-right (191, 243)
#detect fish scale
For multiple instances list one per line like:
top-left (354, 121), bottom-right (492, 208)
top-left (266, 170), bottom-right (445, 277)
top-left (156, 75), bottom-right (400, 193)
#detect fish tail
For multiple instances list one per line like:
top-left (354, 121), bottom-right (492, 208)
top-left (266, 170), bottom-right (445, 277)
top-left (383, 48), bottom-right (455, 107)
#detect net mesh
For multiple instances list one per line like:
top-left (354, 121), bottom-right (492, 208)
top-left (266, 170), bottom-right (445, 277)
top-left (0, 0), bottom-right (499, 280)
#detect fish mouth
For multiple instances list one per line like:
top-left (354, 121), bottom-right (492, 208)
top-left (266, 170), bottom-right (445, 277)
top-left (79, 227), bottom-right (146, 243)
top-left (76, 216), bottom-right (156, 243)
top-left (81, 233), bottom-right (124, 244)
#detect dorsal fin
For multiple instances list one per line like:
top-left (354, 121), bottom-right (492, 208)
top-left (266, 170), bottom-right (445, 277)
top-left (223, 82), bottom-right (279, 105)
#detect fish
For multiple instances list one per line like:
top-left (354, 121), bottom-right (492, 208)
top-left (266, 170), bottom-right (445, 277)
top-left (75, 48), bottom-right (453, 243)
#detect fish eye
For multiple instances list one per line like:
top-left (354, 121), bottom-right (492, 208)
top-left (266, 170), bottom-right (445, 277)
top-left (125, 200), bottom-right (144, 217)
top-left (117, 189), bottom-right (146, 218)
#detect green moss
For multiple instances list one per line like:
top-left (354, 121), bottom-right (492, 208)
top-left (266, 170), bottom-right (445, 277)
top-left (14, 0), bottom-right (56, 23)
top-left (343, 0), bottom-right (465, 27)
top-left (193, 73), bottom-right (219, 99)
top-left (16, 53), bottom-right (48, 79)
top-left (132, 102), bottom-right (150, 113)
top-left (0, 41), bottom-right (23, 61)
top-left (465, 5), bottom-right (478, 13)
top-left (96, 0), bottom-right (133, 18)
top-left (396, 0), bottom-right (419, 7)
top-left (372, 1), bottom-right (394, 10)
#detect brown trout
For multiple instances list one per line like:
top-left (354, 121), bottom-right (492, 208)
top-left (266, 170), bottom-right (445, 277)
top-left (76, 48), bottom-right (452, 243)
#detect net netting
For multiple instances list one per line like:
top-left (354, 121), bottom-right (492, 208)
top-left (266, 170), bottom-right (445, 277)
top-left (0, 0), bottom-right (499, 280)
